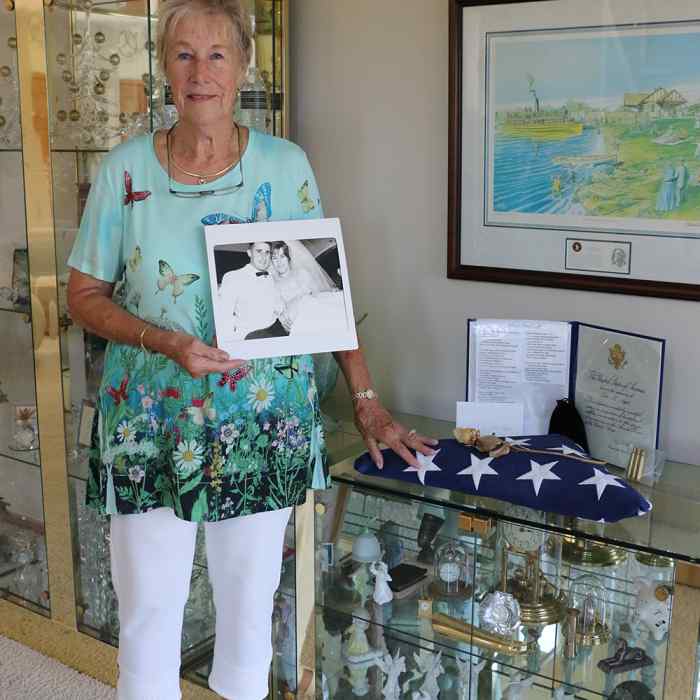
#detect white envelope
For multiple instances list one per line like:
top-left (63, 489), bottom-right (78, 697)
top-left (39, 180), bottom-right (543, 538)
top-left (456, 401), bottom-right (524, 437)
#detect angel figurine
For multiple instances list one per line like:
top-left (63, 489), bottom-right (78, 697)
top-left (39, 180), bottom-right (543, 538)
top-left (376, 648), bottom-right (406, 700)
top-left (344, 610), bottom-right (372, 660)
top-left (410, 649), bottom-right (444, 700)
top-left (502, 674), bottom-right (534, 700)
top-left (455, 656), bottom-right (486, 700)
top-left (371, 560), bottom-right (394, 605)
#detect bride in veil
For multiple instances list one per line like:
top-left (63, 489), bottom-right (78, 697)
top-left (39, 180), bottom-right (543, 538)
top-left (270, 240), bottom-right (346, 335)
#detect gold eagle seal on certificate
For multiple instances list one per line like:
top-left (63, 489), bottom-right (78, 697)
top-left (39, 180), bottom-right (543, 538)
top-left (608, 343), bottom-right (627, 370)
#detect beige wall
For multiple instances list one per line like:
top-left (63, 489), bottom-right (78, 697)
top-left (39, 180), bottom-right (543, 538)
top-left (290, 0), bottom-right (700, 464)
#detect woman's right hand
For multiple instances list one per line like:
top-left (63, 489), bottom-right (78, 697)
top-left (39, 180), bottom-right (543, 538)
top-left (165, 332), bottom-right (245, 378)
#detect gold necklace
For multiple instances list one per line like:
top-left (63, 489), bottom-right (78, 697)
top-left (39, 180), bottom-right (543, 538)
top-left (167, 124), bottom-right (241, 185)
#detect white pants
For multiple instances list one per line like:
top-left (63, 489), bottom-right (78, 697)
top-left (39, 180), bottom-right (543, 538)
top-left (110, 506), bottom-right (293, 700)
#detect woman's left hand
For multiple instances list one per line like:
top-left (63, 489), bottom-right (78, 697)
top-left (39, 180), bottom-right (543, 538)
top-left (354, 400), bottom-right (438, 470)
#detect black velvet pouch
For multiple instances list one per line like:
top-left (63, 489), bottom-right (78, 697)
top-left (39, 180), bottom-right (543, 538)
top-left (549, 398), bottom-right (589, 452)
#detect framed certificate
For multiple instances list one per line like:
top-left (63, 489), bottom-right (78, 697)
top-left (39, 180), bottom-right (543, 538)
top-left (449, 0), bottom-right (700, 300)
top-left (466, 319), bottom-right (665, 466)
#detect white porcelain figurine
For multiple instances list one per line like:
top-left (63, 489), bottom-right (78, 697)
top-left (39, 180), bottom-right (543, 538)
top-left (371, 560), bottom-right (394, 605)
top-left (376, 648), bottom-right (406, 700)
top-left (410, 649), bottom-right (444, 700)
top-left (455, 656), bottom-right (486, 700)
top-left (502, 673), bottom-right (534, 700)
top-left (343, 609), bottom-right (372, 660)
top-left (633, 578), bottom-right (671, 642)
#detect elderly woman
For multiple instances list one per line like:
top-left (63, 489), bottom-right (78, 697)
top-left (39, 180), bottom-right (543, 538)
top-left (67, 1), bottom-right (435, 698)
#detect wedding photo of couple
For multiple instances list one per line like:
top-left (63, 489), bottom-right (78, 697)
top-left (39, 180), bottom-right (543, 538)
top-left (215, 238), bottom-right (348, 341)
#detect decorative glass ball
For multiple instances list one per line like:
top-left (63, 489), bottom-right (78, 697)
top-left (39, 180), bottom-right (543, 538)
top-left (72, 33), bottom-right (83, 46)
top-left (434, 540), bottom-right (468, 594)
top-left (109, 53), bottom-right (120, 66)
top-left (62, 69), bottom-right (72, 83)
top-left (8, 37), bottom-right (17, 50)
top-left (69, 109), bottom-right (80, 122)
top-left (351, 528), bottom-right (381, 563)
top-left (118, 111), bottom-right (128, 124)
top-left (0, 66), bottom-right (12, 79)
top-left (99, 69), bottom-right (110, 82)
top-left (56, 109), bottom-right (68, 122)
top-left (95, 31), bottom-right (105, 44)
top-left (0, 115), bottom-right (5, 129)
top-left (56, 52), bottom-right (66, 65)
top-left (94, 82), bottom-right (105, 95)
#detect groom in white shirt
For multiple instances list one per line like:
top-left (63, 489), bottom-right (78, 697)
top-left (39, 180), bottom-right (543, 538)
top-left (219, 241), bottom-right (289, 340)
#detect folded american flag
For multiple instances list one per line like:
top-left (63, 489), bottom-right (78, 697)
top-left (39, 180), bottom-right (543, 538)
top-left (354, 434), bottom-right (652, 523)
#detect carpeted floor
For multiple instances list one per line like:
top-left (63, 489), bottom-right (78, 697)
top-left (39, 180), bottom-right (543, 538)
top-left (0, 635), bottom-right (116, 700)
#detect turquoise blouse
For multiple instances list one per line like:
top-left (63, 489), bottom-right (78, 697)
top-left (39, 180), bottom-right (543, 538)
top-left (68, 130), bottom-right (330, 522)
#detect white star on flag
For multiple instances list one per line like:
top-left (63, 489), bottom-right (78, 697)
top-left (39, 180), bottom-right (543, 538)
top-left (506, 438), bottom-right (531, 447)
top-left (456, 455), bottom-right (498, 491)
top-left (403, 450), bottom-right (442, 485)
top-left (557, 445), bottom-right (588, 458)
top-left (516, 460), bottom-right (561, 496)
top-left (578, 467), bottom-right (625, 500)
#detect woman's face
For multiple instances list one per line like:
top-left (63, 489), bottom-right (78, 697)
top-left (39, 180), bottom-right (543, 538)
top-left (271, 248), bottom-right (290, 275)
top-left (165, 12), bottom-right (243, 128)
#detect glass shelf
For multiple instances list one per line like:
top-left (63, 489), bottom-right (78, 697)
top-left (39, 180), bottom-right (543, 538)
top-left (328, 412), bottom-right (700, 564)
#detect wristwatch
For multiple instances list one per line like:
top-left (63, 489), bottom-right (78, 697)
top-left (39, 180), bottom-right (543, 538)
top-left (351, 388), bottom-right (378, 401)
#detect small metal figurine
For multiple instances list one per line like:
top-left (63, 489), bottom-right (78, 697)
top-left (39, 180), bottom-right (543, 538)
top-left (597, 638), bottom-right (654, 674)
top-left (416, 513), bottom-right (444, 564)
top-left (608, 680), bottom-right (655, 700)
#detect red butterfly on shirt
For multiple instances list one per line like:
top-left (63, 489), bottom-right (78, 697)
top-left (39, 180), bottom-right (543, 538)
top-left (106, 375), bottom-right (129, 404)
top-left (218, 365), bottom-right (250, 392)
top-left (123, 171), bottom-right (151, 207)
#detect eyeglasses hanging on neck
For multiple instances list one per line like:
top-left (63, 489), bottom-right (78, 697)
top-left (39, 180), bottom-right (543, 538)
top-left (166, 122), bottom-right (245, 198)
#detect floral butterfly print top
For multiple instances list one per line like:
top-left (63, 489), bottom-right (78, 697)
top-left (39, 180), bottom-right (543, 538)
top-left (68, 130), bottom-right (329, 522)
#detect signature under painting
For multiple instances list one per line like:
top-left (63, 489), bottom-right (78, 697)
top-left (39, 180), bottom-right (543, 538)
top-left (485, 22), bottom-right (700, 237)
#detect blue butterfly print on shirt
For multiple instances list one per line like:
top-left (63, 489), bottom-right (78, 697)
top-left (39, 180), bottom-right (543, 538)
top-left (201, 183), bottom-right (272, 226)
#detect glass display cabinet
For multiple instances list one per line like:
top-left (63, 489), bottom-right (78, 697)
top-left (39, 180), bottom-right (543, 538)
top-left (0, 0), bottom-right (295, 697)
top-left (313, 414), bottom-right (700, 700)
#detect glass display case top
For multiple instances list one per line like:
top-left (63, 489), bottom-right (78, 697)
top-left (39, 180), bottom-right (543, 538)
top-left (327, 413), bottom-right (700, 565)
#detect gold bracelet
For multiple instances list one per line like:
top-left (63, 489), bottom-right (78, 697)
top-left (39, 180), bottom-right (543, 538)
top-left (138, 324), bottom-right (150, 353)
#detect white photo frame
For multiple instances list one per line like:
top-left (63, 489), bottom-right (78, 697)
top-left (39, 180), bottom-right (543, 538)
top-left (205, 218), bottom-right (358, 360)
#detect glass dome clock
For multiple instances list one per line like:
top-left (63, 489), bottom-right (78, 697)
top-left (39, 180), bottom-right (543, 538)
top-left (432, 540), bottom-right (470, 596)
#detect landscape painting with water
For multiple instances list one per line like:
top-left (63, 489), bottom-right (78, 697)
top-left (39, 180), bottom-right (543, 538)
top-left (485, 24), bottom-right (700, 236)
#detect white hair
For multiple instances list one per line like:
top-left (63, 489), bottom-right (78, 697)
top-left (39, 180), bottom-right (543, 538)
top-left (156, 0), bottom-right (253, 74)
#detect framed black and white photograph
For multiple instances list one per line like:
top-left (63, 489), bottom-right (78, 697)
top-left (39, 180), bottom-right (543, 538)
top-left (448, 0), bottom-right (700, 300)
top-left (205, 218), bottom-right (358, 360)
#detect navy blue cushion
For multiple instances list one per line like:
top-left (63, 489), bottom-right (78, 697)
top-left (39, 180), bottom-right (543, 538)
top-left (353, 434), bottom-right (652, 523)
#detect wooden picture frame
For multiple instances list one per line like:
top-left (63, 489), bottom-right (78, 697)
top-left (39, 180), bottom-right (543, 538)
top-left (448, 0), bottom-right (700, 300)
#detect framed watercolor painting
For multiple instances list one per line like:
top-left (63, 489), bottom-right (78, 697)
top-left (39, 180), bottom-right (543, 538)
top-left (448, 0), bottom-right (700, 300)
